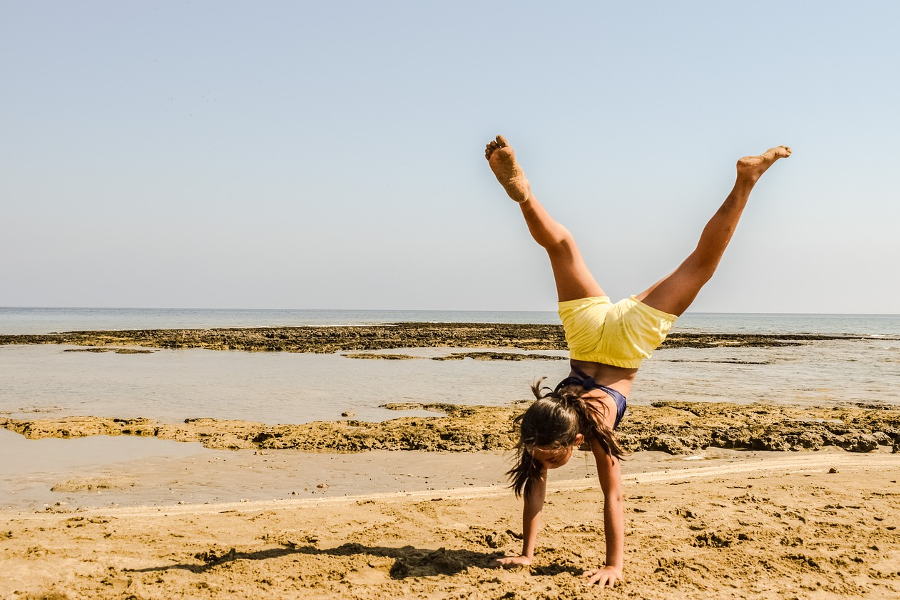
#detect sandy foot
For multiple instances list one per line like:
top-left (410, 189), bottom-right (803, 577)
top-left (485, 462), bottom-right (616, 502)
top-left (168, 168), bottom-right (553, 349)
top-left (736, 145), bottom-right (792, 181)
top-left (485, 135), bottom-right (532, 203)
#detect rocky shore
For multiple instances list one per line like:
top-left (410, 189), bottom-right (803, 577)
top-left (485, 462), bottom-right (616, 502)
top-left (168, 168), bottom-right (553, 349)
top-left (2, 401), bottom-right (897, 455)
top-left (0, 323), bottom-right (877, 354)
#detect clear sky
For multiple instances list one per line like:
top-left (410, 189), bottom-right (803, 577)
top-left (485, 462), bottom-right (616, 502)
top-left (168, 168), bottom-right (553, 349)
top-left (2, 1), bottom-right (898, 313)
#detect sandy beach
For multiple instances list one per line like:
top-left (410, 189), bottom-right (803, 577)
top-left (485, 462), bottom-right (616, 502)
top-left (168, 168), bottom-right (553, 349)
top-left (2, 327), bottom-right (898, 598)
top-left (2, 451), bottom-right (898, 599)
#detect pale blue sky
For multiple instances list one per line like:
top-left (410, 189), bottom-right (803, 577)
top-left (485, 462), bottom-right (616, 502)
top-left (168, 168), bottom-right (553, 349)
top-left (2, 1), bottom-right (898, 313)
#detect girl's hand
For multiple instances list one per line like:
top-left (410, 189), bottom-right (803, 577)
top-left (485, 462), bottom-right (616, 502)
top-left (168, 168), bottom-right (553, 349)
top-left (584, 565), bottom-right (624, 587)
top-left (493, 555), bottom-right (532, 568)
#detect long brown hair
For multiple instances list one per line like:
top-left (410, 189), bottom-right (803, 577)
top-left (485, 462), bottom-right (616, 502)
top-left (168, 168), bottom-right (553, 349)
top-left (507, 378), bottom-right (624, 497)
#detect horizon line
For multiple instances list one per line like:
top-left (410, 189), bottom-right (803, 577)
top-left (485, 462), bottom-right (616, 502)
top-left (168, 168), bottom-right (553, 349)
top-left (1, 306), bottom-right (898, 317)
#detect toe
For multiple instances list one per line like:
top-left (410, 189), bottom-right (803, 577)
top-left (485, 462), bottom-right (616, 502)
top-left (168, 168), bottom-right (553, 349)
top-left (496, 135), bottom-right (508, 147)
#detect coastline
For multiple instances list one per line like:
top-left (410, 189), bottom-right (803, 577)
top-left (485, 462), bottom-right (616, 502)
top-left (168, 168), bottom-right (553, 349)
top-left (0, 323), bottom-right (886, 354)
top-left (2, 325), bottom-right (898, 597)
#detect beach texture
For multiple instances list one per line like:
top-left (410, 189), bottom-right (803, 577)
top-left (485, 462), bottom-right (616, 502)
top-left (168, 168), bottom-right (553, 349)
top-left (2, 453), bottom-right (898, 599)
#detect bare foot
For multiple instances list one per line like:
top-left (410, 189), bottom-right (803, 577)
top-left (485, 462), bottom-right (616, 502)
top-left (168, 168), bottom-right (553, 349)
top-left (485, 135), bottom-right (532, 203)
top-left (736, 145), bottom-right (792, 181)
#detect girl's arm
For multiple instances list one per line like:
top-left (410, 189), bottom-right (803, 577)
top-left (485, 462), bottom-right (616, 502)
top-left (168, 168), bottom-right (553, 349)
top-left (521, 467), bottom-right (548, 559)
top-left (584, 439), bottom-right (625, 586)
top-left (496, 467), bottom-right (547, 566)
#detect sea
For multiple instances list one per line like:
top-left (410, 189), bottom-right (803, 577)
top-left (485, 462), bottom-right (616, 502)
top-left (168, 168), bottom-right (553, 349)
top-left (1, 307), bottom-right (898, 510)
top-left (1, 306), bottom-right (897, 423)
top-left (2, 306), bottom-right (900, 336)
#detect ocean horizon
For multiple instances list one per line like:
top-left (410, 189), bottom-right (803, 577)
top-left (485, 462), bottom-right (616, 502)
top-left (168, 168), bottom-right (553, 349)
top-left (1, 306), bottom-right (899, 336)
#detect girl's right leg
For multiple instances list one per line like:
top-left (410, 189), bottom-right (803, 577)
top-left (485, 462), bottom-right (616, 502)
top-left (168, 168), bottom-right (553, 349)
top-left (486, 135), bottom-right (604, 302)
top-left (636, 145), bottom-right (792, 316)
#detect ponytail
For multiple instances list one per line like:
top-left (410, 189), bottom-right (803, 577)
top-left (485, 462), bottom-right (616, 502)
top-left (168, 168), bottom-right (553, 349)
top-left (562, 387), bottom-right (624, 461)
top-left (507, 377), bottom-right (624, 497)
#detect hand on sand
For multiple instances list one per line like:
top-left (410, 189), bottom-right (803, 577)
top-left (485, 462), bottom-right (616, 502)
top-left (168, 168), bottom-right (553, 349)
top-left (584, 564), bottom-right (624, 587)
top-left (493, 555), bottom-right (532, 568)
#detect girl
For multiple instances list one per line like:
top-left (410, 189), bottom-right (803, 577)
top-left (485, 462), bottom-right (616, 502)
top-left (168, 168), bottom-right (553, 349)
top-left (484, 135), bottom-right (791, 587)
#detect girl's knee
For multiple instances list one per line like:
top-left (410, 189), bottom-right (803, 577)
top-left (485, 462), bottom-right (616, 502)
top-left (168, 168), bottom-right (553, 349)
top-left (544, 228), bottom-right (575, 254)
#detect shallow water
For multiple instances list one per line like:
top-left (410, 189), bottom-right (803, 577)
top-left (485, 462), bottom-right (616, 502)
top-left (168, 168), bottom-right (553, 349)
top-left (1, 339), bottom-right (897, 427)
top-left (1, 337), bottom-right (897, 511)
top-left (0, 344), bottom-right (549, 423)
top-left (0, 428), bottom-right (211, 509)
top-left (0, 429), bottom-right (208, 477)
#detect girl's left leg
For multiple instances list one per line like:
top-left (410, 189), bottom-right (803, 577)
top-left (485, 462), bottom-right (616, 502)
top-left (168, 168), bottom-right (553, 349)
top-left (486, 135), bottom-right (605, 302)
top-left (637, 146), bottom-right (791, 316)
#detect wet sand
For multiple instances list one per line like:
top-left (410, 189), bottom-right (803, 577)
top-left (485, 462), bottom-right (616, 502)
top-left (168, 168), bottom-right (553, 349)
top-left (2, 452), bottom-right (897, 599)
top-left (0, 440), bottom-right (838, 512)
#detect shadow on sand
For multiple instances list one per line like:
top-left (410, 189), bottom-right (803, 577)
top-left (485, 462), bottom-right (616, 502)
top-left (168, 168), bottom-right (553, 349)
top-left (124, 541), bottom-right (584, 579)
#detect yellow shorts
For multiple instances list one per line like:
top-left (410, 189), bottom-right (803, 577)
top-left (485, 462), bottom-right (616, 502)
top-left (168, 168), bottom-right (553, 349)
top-left (557, 296), bottom-right (677, 368)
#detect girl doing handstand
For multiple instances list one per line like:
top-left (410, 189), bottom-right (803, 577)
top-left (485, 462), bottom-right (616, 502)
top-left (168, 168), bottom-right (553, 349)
top-left (484, 135), bottom-right (791, 587)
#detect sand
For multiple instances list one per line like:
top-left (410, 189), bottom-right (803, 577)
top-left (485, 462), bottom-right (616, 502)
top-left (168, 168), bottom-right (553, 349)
top-left (2, 452), bottom-right (898, 599)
